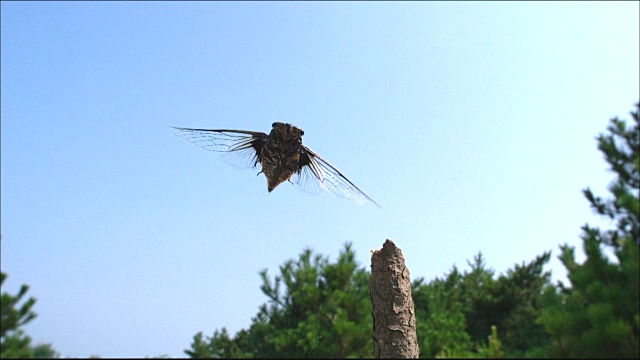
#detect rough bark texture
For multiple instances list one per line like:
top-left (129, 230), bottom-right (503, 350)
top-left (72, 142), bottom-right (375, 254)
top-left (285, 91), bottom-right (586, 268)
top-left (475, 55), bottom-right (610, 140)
top-left (369, 239), bottom-right (419, 358)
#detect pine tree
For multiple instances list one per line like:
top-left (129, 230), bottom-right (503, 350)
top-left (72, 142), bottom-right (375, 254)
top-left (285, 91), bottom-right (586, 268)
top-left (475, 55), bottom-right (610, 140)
top-left (539, 103), bottom-right (640, 358)
top-left (1, 271), bottom-right (37, 358)
top-left (413, 269), bottom-right (473, 358)
top-left (1, 271), bottom-right (60, 358)
top-left (184, 243), bottom-right (373, 358)
top-left (412, 251), bottom-right (553, 358)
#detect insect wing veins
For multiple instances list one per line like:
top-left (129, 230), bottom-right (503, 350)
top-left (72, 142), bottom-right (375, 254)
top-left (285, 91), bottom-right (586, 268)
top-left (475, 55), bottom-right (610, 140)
top-left (298, 146), bottom-right (380, 208)
top-left (171, 127), bottom-right (267, 169)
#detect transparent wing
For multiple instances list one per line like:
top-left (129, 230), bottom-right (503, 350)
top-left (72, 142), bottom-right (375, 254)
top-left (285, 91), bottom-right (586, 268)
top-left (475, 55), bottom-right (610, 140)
top-left (295, 146), bottom-right (381, 208)
top-left (171, 126), bottom-right (268, 169)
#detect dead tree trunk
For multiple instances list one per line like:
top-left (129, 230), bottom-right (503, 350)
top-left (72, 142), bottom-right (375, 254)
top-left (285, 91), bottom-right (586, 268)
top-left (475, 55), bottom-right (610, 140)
top-left (369, 239), bottom-right (419, 358)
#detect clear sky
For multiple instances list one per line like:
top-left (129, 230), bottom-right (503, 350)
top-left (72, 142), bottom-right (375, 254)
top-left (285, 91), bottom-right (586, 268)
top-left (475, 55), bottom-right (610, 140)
top-left (1, 2), bottom-right (638, 358)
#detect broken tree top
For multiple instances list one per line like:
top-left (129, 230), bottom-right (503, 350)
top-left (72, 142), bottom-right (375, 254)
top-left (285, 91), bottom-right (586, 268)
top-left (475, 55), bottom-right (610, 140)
top-left (370, 239), bottom-right (419, 358)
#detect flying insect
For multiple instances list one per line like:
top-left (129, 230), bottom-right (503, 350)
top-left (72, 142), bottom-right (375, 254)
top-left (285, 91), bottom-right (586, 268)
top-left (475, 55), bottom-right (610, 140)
top-left (171, 122), bottom-right (380, 207)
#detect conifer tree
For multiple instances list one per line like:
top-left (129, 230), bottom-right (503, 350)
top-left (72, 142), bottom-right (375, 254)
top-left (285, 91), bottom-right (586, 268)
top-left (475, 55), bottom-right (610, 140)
top-left (539, 103), bottom-right (639, 358)
top-left (1, 271), bottom-right (59, 358)
top-left (1, 271), bottom-right (37, 358)
top-left (185, 243), bottom-right (373, 358)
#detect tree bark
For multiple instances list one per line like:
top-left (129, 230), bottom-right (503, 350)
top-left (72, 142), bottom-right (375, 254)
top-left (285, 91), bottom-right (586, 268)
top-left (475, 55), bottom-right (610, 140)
top-left (369, 239), bottom-right (419, 358)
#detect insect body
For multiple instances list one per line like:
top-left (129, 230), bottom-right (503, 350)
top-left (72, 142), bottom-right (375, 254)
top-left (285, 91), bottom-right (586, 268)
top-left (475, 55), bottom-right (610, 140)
top-left (171, 122), bottom-right (380, 207)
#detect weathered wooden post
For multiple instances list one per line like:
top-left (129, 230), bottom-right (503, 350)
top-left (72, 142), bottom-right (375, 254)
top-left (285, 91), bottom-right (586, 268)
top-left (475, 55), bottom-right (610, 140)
top-left (369, 239), bottom-right (419, 358)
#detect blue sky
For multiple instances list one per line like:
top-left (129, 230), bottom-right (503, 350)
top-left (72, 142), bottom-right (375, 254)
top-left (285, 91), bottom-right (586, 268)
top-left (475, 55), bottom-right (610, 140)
top-left (1, 2), bottom-right (638, 358)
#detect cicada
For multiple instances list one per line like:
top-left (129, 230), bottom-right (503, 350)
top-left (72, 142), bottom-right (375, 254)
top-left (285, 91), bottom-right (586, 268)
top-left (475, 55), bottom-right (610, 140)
top-left (171, 122), bottom-right (380, 207)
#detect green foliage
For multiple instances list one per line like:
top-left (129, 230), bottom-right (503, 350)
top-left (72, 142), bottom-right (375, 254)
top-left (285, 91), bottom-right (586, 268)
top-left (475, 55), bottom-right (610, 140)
top-left (185, 243), bottom-right (373, 358)
top-left (492, 252), bottom-right (553, 357)
top-left (32, 343), bottom-right (60, 358)
top-left (1, 330), bottom-right (33, 359)
top-left (1, 271), bottom-right (60, 358)
top-left (1, 273), bottom-right (37, 340)
top-left (475, 325), bottom-right (503, 359)
top-left (539, 103), bottom-right (640, 358)
top-left (413, 267), bottom-right (473, 358)
top-left (583, 104), bottom-right (639, 248)
top-left (188, 244), bottom-right (553, 358)
top-left (413, 251), bottom-right (553, 358)
top-left (1, 271), bottom-right (37, 358)
top-left (186, 328), bottom-right (244, 358)
top-left (185, 332), bottom-right (213, 358)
